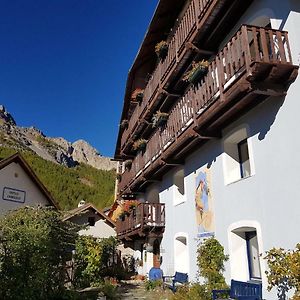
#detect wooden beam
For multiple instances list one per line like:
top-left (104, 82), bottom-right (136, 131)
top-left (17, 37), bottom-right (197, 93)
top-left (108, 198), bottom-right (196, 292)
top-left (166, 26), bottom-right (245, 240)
top-left (161, 158), bottom-right (184, 166)
top-left (185, 42), bottom-right (215, 55)
top-left (159, 88), bottom-right (181, 98)
top-left (138, 119), bottom-right (151, 126)
top-left (193, 128), bottom-right (221, 139)
top-left (251, 82), bottom-right (287, 97)
top-left (141, 176), bottom-right (160, 183)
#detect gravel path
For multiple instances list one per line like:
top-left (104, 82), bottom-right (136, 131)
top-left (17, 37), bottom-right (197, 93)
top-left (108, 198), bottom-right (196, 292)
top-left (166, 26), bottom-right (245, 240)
top-left (117, 280), bottom-right (171, 300)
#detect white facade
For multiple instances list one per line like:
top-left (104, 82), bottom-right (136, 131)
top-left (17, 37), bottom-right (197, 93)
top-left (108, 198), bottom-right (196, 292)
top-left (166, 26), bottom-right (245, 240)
top-left (68, 209), bottom-right (116, 239)
top-left (137, 1), bottom-right (300, 298)
top-left (0, 155), bottom-right (56, 215)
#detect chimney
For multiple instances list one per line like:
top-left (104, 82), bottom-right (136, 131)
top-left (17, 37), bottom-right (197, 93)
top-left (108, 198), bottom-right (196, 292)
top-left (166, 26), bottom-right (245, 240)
top-left (78, 200), bottom-right (85, 207)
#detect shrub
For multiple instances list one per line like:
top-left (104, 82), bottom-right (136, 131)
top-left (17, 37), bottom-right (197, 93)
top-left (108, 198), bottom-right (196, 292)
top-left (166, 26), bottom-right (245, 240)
top-left (144, 279), bottom-right (163, 291)
top-left (100, 280), bottom-right (119, 300)
top-left (170, 283), bottom-right (210, 300)
top-left (264, 244), bottom-right (300, 299)
top-left (73, 236), bottom-right (120, 289)
top-left (197, 237), bottom-right (229, 291)
top-left (0, 207), bottom-right (80, 300)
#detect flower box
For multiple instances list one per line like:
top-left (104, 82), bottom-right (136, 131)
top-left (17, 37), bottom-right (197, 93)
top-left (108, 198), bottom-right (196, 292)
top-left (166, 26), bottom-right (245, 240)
top-left (155, 41), bottom-right (168, 60)
top-left (133, 139), bottom-right (147, 152)
top-left (183, 60), bottom-right (209, 85)
top-left (124, 160), bottom-right (132, 170)
top-left (131, 88), bottom-right (144, 103)
top-left (152, 111), bottom-right (169, 128)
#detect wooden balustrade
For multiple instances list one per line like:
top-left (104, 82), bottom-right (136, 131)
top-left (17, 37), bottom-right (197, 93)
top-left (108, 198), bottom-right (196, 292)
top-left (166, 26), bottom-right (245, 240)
top-left (120, 0), bottom-right (214, 149)
top-left (116, 203), bottom-right (165, 238)
top-left (117, 24), bottom-right (296, 194)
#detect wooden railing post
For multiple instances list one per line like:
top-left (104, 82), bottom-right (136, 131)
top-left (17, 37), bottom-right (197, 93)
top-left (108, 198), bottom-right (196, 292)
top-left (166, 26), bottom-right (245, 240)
top-left (241, 25), bottom-right (252, 79)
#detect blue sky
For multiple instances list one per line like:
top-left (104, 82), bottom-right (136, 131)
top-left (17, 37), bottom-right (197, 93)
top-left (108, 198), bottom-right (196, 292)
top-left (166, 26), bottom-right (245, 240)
top-left (0, 0), bottom-right (158, 157)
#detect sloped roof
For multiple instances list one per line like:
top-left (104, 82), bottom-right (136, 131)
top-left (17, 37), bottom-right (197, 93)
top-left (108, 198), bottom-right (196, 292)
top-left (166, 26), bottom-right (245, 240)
top-left (0, 152), bottom-right (59, 209)
top-left (114, 0), bottom-right (187, 158)
top-left (63, 202), bottom-right (116, 228)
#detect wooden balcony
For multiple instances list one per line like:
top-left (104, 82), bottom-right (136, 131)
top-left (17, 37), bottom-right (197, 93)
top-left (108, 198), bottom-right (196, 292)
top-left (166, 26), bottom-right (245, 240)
top-left (119, 0), bottom-right (253, 153)
top-left (116, 203), bottom-right (165, 240)
top-left (118, 24), bottom-right (298, 195)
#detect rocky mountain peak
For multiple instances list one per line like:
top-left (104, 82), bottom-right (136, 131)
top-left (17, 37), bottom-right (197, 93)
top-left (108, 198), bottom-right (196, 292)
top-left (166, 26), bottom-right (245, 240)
top-left (0, 105), bottom-right (16, 126)
top-left (0, 105), bottom-right (116, 171)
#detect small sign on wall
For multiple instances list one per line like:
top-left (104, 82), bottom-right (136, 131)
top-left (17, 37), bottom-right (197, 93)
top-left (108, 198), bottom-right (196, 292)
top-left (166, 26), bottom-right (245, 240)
top-left (2, 187), bottom-right (26, 203)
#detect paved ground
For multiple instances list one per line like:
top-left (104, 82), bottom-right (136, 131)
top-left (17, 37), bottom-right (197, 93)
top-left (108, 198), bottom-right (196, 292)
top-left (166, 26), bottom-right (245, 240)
top-left (117, 280), bottom-right (172, 300)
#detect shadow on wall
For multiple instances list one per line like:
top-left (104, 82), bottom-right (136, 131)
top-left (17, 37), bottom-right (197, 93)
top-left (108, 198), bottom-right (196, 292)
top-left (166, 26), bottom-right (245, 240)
top-left (184, 94), bottom-right (286, 179)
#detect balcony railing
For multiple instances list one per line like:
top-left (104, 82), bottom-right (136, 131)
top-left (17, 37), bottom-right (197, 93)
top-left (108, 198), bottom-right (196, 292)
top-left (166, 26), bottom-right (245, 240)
top-left (118, 24), bottom-right (297, 194)
top-left (120, 0), bottom-right (214, 148)
top-left (116, 203), bottom-right (165, 238)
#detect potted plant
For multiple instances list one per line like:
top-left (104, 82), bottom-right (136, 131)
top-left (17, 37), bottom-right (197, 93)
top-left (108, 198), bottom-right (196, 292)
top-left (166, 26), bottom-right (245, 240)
top-left (118, 211), bottom-right (127, 221)
top-left (155, 40), bottom-right (168, 60)
top-left (124, 159), bottom-right (132, 170)
top-left (183, 60), bottom-right (209, 85)
top-left (116, 173), bottom-right (122, 181)
top-left (129, 200), bottom-right (139, 211)
top-left (131, 88), bottom-right (144, 103)
top-left (120, 119), bottom-right (128, 130)
top-left (152, 111), bottom-right (169, 128)
top-left (133, 139), bottom-right (147, 152)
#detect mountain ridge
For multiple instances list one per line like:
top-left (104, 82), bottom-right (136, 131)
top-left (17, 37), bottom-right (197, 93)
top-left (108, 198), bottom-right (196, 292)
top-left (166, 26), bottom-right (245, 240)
top-left (0, 105), bottom-right (116, 210)
top-left (0, 105), bottom-right (116, 171)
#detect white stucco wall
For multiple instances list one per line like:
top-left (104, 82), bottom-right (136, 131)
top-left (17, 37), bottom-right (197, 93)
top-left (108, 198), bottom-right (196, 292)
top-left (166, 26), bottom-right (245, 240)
top-left (70, 211), bottom-right (116, 238)
top-left (148, 1), bottom-right (300, 298)
top-left (0, 162), bottom-right (51, 215)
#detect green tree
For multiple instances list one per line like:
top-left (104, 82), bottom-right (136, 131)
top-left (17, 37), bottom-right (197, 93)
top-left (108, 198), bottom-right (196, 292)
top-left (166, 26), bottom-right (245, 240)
top-left (0, 207), bottom-right (80, 300)
top-left (265, 244), bottom-right (300, 299)
top-left (0, 147), bottom-right (116, 210)
top-left (197, 237), bottom-right (229, 290)
top-left (74, 236), bottom-right (120, 288)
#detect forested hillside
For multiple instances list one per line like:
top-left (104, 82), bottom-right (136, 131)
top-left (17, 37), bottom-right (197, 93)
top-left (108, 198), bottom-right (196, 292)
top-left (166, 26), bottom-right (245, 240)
top-left (0, 147), bottom-right (116, 210)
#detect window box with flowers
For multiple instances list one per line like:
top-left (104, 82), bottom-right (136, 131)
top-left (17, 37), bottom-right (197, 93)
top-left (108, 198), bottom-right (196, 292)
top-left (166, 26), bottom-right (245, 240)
top-left (155, 40), bottom-right (168, 60)
top-left (124, 159), bottom-right (132, 170)
top-left (116, 173), bottom-right (122, 182)
top-left (133, 139), bottom-right (147, 153)
top-left (152, 111), bottom-right (169, 128)
top-left (183, 60), bottom-right (209, 85)
top-left (131, 88), bottom-right (144, 103)
top-left (120, 119), bottom-right (128, 130)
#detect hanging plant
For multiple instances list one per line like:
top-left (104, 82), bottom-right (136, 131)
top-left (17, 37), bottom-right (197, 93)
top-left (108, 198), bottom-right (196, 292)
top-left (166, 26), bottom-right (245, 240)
top-left (124, 159), bottom-right (132, 170)
top-left (152, 111), bottom-right (169, 128)
top-left (118, 211), bottom-right (127, 221)
top-left (183, 60), bottom-right (209, 85)
top-left (133, 139), bottom-right (147, 152)
top-left (120, 119), bottom-right (128, 130)
top-left (131, 88), bottom-right (144, 103)
top-left (155, 40), bottom-right (168, 60)
top-left (128, 200), bottom-right (139, 211)
top-left (116, 173), bottom-right (122, 181)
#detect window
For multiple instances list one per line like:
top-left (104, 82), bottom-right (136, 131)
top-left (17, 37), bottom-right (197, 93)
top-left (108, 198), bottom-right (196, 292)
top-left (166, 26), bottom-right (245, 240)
top-left (238, 139), bottom-right (250, 178)
top-left (223, 127), bottom-right (254, 184)
top-left (88, 216), bottom-right (95, 226)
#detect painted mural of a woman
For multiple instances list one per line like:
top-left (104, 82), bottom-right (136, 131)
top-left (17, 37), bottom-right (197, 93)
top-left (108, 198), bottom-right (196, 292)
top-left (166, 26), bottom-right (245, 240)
top-left (195, 171), bottom-right (213, 233)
